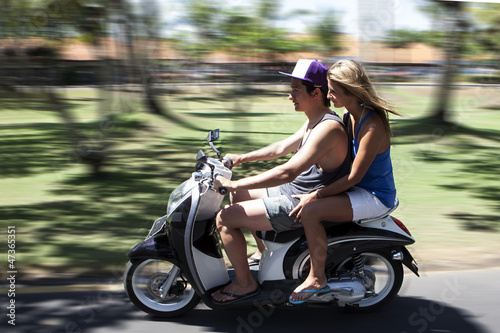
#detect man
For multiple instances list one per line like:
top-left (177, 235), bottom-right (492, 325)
top-left (211, 59), bottom-right (350, 303)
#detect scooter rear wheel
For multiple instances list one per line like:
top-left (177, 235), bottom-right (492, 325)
top-left (334, 251), bottom-right (403, 312)
top-left (124, 259), bottom-right (200, 317)
top-left (294, 250), bottom-right (403, 311)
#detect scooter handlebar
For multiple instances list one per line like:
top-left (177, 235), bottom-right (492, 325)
top-left (221, 157), bottom-right (233, 170)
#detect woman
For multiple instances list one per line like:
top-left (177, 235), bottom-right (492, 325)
top-left (288, 59), bottom-right (400, 304)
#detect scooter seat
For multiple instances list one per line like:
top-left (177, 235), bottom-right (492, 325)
top-left (256, 221), bottom-right (347, 243)
top-left (256, 199), bottom-right (399, 243)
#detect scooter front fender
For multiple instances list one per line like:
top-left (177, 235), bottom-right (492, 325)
top-left (127, 234), bottom-right (176, 261)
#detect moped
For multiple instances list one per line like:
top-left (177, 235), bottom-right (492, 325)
top-left (124, 129), bottom-right (419, 317)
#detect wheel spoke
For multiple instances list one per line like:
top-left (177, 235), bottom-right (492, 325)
top-left (125, 259), bottom-right (200, 316)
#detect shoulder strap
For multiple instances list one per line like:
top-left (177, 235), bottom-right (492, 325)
top-left (343, 111), bottom-right (352, 142)
top-left (299, 111), bottom-right (341, 150)
top-left (355, 110), bottom-right (376, 140)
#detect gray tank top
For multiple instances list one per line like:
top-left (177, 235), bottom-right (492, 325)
top-left (279, 111), bottom-right (351, 206)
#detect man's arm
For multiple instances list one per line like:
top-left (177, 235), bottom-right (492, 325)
top-left (219, 120), bottom-right (344, 190)
top-left (225, 122), bottom-right (307, 167)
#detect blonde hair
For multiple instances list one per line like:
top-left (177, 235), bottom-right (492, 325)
top-left (327, 60), bottom-right (400, 131)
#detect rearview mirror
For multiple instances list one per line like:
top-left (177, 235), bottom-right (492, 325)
top-left (207, 129), bottom-right (219, 143)
top-left (207, 129), bottom-right (221, 158)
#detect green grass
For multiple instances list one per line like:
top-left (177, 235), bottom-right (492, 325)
top-left (1, 84), bottom-right (499, 278)
top-left (383, 85), bottom-right (500, 265)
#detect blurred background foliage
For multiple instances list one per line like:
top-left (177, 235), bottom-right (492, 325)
top-left (0, 0), bottom-right (499, 278)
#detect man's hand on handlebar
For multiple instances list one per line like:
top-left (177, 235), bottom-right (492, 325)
top-left (223, 153), bottom-right (243, 167)
top-left (214, 175), bottom-right (235, 193)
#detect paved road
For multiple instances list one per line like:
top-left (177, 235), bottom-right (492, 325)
top-left (2, 268), bottom-right (498, 333)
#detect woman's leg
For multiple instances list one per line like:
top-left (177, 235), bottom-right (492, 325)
top-left (290, 193), bottom-right (352, 302)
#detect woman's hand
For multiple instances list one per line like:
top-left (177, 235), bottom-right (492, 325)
top-left (289, 191), bottom-right (318, 223)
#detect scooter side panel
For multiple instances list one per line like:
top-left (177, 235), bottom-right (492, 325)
top-left (169, 185), bottom-right (232, 298)
top-left (192, 247), bottom-right (230, 290)
top-left (258, 239), bottom-right (297, 283)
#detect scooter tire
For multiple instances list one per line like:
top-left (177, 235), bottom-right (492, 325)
top-left (340, 251), bottom-right (404, 313)
top-left (124, 259), bottom-right (201, 317)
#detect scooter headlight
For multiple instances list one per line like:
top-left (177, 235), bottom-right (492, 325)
top-left (166, 179), bottom-right (195, 217)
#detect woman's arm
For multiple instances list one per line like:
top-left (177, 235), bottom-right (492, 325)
top-left (319, 116), bottom-right (387, 196)
top-left (289, 117), bottom-right (388, 220)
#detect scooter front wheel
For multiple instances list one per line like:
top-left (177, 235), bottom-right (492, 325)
top-left (124, 259), bottom-right (200, 317)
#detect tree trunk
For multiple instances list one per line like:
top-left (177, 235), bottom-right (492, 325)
top-left (431, 2), bottom-right (465, 124)
top-left (46, 91), bottom-right (107, 177)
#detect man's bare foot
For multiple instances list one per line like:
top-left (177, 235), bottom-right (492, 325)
top-left (211, 281), bottom-right (259, 303)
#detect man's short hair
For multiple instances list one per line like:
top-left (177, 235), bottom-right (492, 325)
top-left (301, 80), bottom-right (330, 107)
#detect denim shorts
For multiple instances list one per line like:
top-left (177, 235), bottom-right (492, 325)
top-left (262, 187), bottom-right (302, 233)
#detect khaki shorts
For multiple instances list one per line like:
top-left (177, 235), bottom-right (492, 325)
top-left (262, 187), bottom-right (302, 233)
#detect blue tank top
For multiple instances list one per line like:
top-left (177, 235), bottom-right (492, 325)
top-left (351, 110), bottom-right (396, 208)
top-left (280, 111), bottom-right (351, 206)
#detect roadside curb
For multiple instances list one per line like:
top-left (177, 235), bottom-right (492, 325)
top-left (0, 273), bottom-right (125, 295)
top-left (0, 283), bottom-right (124, 295)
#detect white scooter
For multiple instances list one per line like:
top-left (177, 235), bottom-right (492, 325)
top-left (124, 129), bottom-right (419, 317)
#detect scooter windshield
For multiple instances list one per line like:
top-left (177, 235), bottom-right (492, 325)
top-left (167, 179), bottom-right (196, 217)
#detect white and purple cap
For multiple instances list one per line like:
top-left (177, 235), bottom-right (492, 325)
top-left (279, 59), bottom-right (328, 88)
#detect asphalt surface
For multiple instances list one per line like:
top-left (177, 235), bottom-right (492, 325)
top-left (1, 267), bottom-right (499, 333)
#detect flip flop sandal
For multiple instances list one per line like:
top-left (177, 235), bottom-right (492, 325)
top-left (247, 256), bottom-right (260, 266)
top-left (213, 287), bottom-right (260, 304)
top-left (289, 285), bottom-right (331, 305)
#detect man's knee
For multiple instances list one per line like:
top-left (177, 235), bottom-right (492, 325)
top-left (216, 205), bottom-right (231, 230)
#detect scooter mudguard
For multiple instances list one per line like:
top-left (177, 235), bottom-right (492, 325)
top-left (400, 246), bottom-right (419, 276)
top-left (127, 234), bottom-right (176, 261)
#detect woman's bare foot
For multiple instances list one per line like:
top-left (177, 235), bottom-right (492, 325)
top-left (289, 276), bottom-right (328, 303)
